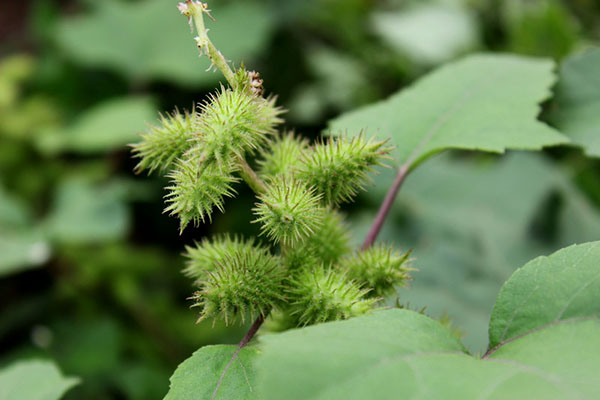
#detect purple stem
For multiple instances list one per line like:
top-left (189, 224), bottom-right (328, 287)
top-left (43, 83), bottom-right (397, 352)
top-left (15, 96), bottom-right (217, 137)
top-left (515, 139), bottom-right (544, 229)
top-left (361, 163), bottom-right (410, 250)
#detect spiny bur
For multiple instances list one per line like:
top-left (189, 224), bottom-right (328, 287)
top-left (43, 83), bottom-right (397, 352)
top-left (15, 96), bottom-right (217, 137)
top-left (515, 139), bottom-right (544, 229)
top-left (253, 178), bottom-right (325, 247)
top-left (183, 234), bottom-right (260, 280)
top-left (340, 244), bottom-right (413, 298)
top-left (257, 132), bottom-right (309, 180)
top-left (131, 109), bottom-right (196, 174)
top-left (298, 135), bottom-right (392, 206)
top-left (164, 159), bottom-right (238, 232)
top-left (192, 243), bottom-right (284, 325)
top-left (284, 209), bottom-right (350, 271)
top-left (287, 267), bottom-right (376, 326)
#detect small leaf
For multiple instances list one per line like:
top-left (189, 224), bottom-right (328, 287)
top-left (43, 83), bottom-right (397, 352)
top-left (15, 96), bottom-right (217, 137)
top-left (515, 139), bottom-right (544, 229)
top-left (65, 97), bottom-right (156, 153)
top-left (552, 48), bottom-right (600, 157)
top-left (328, 54), bottom-right (568, 170)
top-left (489, 241), bottom-right (600, 348)
top-left (164, 345), bottom-right (258, 400)
top-left (0, 359), bottom-right (79, 400)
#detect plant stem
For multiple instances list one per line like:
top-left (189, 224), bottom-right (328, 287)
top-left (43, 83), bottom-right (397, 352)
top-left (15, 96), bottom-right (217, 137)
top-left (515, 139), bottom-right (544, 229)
top-left (183, 1), bottom-right (237, 88)
top-left (237, 155), bottom-right (267, 194)
top-left (361, 162), bottom-right (410, 250)
top-left (212, 314), bottom-right (266, 399)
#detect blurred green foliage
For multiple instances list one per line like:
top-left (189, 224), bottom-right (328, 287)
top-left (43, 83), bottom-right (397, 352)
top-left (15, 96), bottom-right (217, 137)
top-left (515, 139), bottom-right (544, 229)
top-left (0, 0), bottom-right (599, 398)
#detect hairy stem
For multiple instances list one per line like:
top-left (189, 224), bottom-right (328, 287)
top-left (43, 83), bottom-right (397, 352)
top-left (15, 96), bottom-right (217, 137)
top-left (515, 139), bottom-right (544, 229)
top-left (183, 1), bottom-right (237, 88)
top-left (237, 155), bottom-right (267, 194)
top-left (361, 163), bottom-right (410, 250)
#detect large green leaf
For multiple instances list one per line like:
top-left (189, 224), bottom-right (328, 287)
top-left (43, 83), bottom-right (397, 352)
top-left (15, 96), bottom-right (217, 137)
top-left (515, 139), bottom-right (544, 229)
top-left (164, 345), bottom-right (258, 400)
top-left (54, 0), bottom-right (274, 86)
top-left (0, 359), bottom-right (79, 400)
top-left (256, 242), bottom-right (600, 400)
top-left (552, 48), bottom-right (600, 157)
top-left (328, 54), bottom-right (568, 170)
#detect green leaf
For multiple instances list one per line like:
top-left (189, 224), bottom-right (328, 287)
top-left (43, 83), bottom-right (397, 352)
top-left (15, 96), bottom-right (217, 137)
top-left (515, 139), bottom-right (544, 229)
top-left (54, 0), bottom-right (274, 86)
top-left (552, 48), bottom-right (600, 157)
top-left (257, 242), bottom-right (600, 400)
top-left (43, 97), bottom-right (155, 154)
top-left (43, 179), bottom-right (129, 243)
top-left (0, 359), bottom-right (79, 400)
top-left (328, 54), bottom-right (568, 170)
top-left (371, 3), bottom-right (480, 65)
top-left (489, 241), bottom-right (600, 348)
top-left (164, 345), bottom-right (258, 400)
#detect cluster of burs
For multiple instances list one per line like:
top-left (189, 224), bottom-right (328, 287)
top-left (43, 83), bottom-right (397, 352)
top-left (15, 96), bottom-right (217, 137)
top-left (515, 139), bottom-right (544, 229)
top-left (132, 68), bottom-right (412, 329)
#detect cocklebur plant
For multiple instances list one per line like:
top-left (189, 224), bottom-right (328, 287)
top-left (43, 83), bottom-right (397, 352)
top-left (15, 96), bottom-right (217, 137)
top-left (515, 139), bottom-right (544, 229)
top-left (131, 1), bottom-right (412, 337)
top-left (132, 5), bottom-right (600, 400)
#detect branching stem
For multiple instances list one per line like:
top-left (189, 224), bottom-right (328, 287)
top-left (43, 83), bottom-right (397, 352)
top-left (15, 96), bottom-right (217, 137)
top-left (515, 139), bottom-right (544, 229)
top-left (361, 162), bottom-right (410, 250)
top-left (236, 155), bottom-right (267, 194)
top-left (183, 1), bottom-right (237, 88)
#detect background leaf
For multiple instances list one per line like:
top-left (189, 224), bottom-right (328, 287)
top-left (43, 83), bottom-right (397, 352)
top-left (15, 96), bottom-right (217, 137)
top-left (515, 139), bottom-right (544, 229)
top-left (257, 242), bottom-right (600, 400)
top-left (54, 0), bottom-right (275, 86)
top-left (0, 359), bottom-right (79, 400)
top-left (552, 47), bottom-right (600, 157)
top-left (371, 3), bottom-right (480, 66)
top-left (164, 345), bottom-right (258, 400)
top-left (43, 178), bottom-right (130, 244)
top-left (328, 54), bottom-right (568, 169)
top-left (61, 97), bottom-right (156, 153)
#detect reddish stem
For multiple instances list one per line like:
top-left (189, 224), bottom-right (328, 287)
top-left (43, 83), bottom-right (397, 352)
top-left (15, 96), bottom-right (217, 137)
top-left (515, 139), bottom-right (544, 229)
top-left (212, 314), bottom-right (266, 399)
top-left (361, 163), bottom-right (410, 250)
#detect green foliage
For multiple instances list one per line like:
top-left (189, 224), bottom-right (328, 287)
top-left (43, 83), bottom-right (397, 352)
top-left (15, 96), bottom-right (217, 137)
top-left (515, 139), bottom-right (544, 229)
top-left (372, 3), bottom-right (480, 66)
top-left (339, 244), bottom-right (412, 298)
top-left (256, 242), bottom-right (600, 400)
top-left (43, 178), bottom-right (130, 244)
top-left (0, 359), bottom-right (79, 400)
top-left (552, 47), bottom-right (600, 157)
top-left (329, 54), bottom-right (568, 170)
top-left (164, 345), bottom-right (258, 400)
top-left (253, 178), bottom-right (325, 247)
